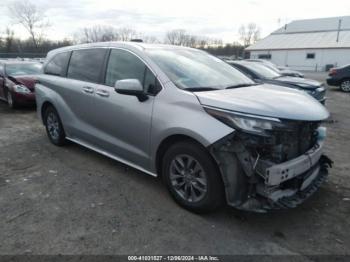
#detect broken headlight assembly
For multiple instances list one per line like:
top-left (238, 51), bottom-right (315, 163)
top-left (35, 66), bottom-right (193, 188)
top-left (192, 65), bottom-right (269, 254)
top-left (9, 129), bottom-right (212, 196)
top-left (204, 106), bottom-right (284, 135)
top-left (13, 84), bottom-right (31, 94)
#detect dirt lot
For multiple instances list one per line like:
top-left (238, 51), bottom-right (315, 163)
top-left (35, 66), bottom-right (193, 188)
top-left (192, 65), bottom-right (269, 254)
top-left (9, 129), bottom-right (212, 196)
top-left (0, 72), bottom-right (349, 256)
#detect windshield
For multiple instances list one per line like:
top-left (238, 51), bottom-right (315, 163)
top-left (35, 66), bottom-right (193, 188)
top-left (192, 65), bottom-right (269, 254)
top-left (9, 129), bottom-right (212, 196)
top-left (5, 63), bottom-right (42, 76)
top-left (261, 62), bottom-right (280, 72)
top-left (242, 62), bottom-right (281, 79)
top-left (147, 48), bottom-right (254, 90)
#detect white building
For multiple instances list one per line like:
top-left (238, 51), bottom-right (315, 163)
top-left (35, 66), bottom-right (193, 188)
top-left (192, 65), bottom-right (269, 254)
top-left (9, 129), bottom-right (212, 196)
top-left (246, 16), bottom-right (350, 71)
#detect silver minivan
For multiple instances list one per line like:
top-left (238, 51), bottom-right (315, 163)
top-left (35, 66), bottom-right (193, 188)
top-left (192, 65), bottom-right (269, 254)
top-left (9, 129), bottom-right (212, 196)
top-left (36, 42), bottom-right (332, 213)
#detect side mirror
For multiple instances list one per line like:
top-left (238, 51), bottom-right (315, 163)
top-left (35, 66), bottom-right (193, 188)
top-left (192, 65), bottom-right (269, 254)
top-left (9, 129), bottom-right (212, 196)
top-left (114, 79), bottom-right (148, 102)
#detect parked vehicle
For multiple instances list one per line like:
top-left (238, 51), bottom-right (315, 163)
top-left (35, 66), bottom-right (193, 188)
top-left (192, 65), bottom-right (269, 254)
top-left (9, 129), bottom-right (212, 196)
top-left (327, 64), bottom-right (350, 92)
top-left (0, 61), bottom-right (42, 108)
top-left (246, 59), bottom-right (304, 78)
top-left (36, 42), bottom-right (332, 213)
top-left (228, 60), bottom-right (326, 104)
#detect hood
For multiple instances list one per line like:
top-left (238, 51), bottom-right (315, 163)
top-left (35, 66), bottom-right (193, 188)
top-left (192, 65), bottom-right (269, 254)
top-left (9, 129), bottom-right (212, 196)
top-left (195, 84), bottom-right (329, 121)
top-left (8, 75), bottom-right (37, 91)
top-left (275, 76), bottom-right (321, 89)
top-left (280, 69), bottom-right (303, 76)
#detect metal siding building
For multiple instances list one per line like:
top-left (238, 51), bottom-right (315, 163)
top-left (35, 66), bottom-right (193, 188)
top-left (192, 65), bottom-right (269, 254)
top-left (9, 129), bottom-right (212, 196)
top-left (246, 16), bottom-right (350, 71)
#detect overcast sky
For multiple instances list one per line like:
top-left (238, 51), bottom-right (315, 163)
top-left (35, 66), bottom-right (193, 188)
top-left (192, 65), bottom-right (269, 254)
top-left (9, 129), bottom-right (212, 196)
top-left (1, 0), bottom-right (350, 43)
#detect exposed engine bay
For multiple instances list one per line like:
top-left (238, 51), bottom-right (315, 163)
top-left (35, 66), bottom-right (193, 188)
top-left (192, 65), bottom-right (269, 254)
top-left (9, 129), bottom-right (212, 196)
top-left (210, 120), bottom-right (333, 212)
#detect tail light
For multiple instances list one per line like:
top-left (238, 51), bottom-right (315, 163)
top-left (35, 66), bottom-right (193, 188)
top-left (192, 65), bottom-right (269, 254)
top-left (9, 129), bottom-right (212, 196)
top-left (329, 68), bottom-right (337, 76)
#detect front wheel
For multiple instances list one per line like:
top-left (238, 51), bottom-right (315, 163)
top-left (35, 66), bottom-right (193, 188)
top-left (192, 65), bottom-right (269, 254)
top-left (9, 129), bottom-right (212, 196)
top-left (162, 141), bottom-right (225, 213)
top-left (340, 79), bottom-right (350, 92)
top-left (44, 106), bottom-right (66, 146)
top-left (7, 91), bottom-right (17, 109)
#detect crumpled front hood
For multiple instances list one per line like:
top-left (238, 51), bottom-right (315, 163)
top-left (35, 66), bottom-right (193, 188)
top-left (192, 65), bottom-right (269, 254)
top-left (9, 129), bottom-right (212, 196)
top-left (195, 84), bottom-right (329, 121)
top-left (276, 76), bottom-right (321, 89)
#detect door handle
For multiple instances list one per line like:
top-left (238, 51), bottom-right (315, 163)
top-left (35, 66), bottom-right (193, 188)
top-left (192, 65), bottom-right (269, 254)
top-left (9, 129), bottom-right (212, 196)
top-left (83, 86), bottom-right (94, 94)
top-left (96, 89), bottom-right (110, 97)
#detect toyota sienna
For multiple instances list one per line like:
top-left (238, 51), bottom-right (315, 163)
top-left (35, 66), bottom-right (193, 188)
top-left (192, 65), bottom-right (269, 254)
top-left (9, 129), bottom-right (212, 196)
top-left (35, 42), bottom-right (332, 213)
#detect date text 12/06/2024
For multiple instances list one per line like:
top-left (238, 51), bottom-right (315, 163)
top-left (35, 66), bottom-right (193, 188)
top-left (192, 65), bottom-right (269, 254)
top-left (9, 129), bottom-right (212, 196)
top-left (128, 256), bottom-right (220, 261)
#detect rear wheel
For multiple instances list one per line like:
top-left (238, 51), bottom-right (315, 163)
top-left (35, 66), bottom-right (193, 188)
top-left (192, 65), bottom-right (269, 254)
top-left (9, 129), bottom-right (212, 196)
top-left (44, 106), bottom-right (66, 146)
top-left (162, 141), bottom-right (225, 213)
top-left (340, 79), bottom-right (350, 92)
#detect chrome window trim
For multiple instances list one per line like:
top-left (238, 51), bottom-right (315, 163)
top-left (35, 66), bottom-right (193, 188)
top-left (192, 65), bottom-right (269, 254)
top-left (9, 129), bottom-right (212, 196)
top-left (46, 45), bottom-right (165, 94)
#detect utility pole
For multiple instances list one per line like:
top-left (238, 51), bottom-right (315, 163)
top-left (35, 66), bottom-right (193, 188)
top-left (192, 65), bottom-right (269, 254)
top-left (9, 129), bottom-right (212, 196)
top-left (336, 18), bottom-right (342, 42)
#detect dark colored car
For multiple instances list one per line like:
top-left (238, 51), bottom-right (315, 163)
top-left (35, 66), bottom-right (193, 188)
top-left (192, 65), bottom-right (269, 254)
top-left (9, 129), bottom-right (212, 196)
top-left (0, 61), bottom-right (42, 108)
top-left (246, 59), bottom-right (304, 78)
top-left (228, 60), bottom-right (326, 104)
top-left (327, 64), bottom-right (350, 92)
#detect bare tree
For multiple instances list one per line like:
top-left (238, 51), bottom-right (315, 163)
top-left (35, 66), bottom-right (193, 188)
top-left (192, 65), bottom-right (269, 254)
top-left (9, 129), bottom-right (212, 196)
top-left (238, 23), bottom-right (260, 47)
top-left (142, 35), bottom-right (159, 44)
top-left (164, 29), bottom-right (223, 48)
top-left (117, 27), bottom-right (137, 41)
top-left (8, 0), bottom-right (50, 48)
top-left (76, 25), bottom-right (119, 43)
top-left (165, 29), bottom-right (188, 45)
top-left (74, 25), bottom-right (140, 43)
top-left (4, 27), bottom-right (15, 52)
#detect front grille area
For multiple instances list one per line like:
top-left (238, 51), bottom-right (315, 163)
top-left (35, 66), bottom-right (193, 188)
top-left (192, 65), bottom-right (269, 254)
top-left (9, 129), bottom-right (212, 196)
top-left (238, 121), bottom-right (320, 163)
top-left (269, 121), bottom-right (319, 162)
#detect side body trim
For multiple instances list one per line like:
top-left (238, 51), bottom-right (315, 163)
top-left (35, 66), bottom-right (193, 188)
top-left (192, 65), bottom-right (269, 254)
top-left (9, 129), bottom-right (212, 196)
top-left (66, 137), bottom-right (157, 177)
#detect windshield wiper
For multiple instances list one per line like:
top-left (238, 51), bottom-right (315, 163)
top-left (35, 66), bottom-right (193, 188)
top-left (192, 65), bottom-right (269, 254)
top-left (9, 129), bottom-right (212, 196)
top-left (225, 83), bottom-right (259, 89)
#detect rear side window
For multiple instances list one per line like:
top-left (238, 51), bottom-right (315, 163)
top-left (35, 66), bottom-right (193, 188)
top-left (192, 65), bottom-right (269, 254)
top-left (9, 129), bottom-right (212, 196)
top-left (67, 49), bottom-right (107, 83)
top-left (44, 52), bottom-right (71, 76)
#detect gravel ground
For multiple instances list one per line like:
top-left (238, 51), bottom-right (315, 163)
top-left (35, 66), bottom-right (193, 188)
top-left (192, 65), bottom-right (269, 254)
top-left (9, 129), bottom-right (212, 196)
top-left (0, 72), bottom-right (349, 256)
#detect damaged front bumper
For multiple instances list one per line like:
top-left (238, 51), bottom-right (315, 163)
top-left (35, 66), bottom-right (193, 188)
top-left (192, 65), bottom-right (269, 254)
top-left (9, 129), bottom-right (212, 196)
top-left (210, 129), bottom-right (333, 212)
top-left (257, 141), bottom-right (324, 187)
top-left (254, 154), bottom-right (332, 211)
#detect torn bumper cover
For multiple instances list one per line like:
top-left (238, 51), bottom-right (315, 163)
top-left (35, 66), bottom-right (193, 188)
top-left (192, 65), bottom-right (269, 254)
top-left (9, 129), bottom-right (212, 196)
top-left (210, 130), bottom-right (333, 212)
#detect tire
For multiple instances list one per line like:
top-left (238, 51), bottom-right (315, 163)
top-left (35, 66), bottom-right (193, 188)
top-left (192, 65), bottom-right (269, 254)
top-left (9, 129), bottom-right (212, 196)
top-left (162, 141), bottom-right (225, 213)
top-left (43, 106), bottom-right (66, 146)
top-left (7, 91), bottom-right (17, 109)
top-left (340, 79), bottom-right (350, 92)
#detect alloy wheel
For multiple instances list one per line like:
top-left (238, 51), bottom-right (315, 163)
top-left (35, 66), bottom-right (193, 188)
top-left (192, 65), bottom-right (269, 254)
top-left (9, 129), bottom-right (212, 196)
top-left (46, 112), bottom-right (60, 140)
top-left (341, 80), bottom-right (350, 92)
top-left (169, 154), bottom-right (208, 203)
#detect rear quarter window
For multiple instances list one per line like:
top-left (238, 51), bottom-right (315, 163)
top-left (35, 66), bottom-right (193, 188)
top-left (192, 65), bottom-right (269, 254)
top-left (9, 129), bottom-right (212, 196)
top-left (67, 48), bottom-right (107, 83)
top-left (44, 52), bottom-right (71, 76)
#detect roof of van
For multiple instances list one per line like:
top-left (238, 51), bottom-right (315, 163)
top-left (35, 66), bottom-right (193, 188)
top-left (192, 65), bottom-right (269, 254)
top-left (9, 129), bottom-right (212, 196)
top-left (47, 42), bottom-right (194, 58)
